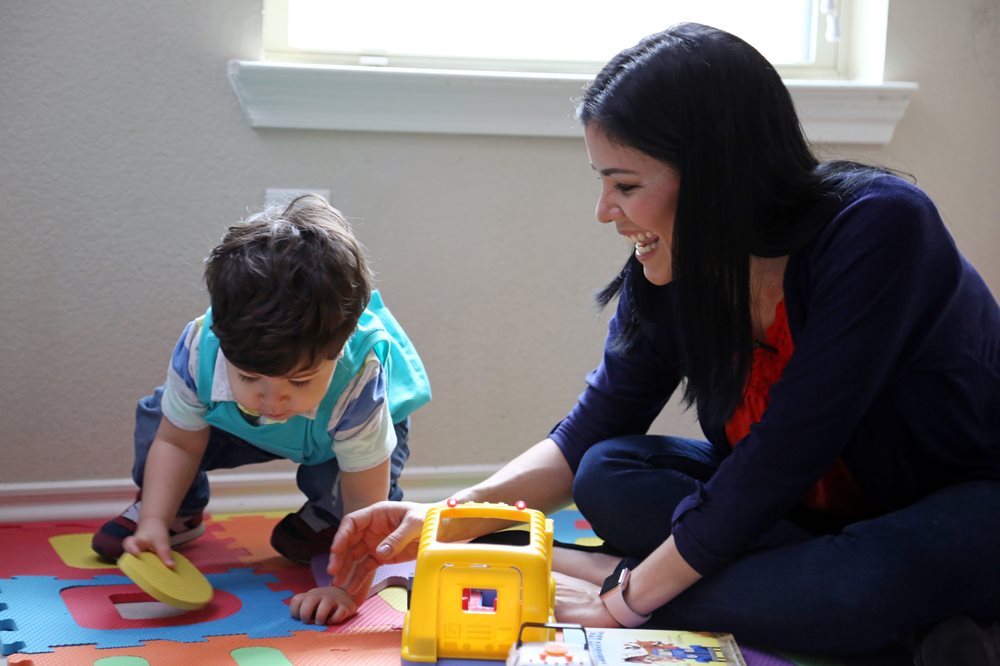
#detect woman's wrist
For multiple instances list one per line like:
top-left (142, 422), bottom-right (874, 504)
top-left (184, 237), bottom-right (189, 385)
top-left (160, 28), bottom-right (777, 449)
top-left (599, 558), bottom-right (652, 628)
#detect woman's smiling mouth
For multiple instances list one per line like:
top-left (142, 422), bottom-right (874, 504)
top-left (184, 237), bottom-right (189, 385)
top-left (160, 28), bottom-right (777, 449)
top-left (626, 231), bottom-right (660, 257)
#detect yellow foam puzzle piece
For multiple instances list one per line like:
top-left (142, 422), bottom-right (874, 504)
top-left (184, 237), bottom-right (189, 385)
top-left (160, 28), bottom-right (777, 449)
top-left (118, 550), bottom-right (213, 610)
top-left (50, 533), bottom-right (119, 569)
top-left (376, 586), bottom-right (407, 611)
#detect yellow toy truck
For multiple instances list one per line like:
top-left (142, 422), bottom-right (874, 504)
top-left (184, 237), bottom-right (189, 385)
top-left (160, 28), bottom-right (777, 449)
top-left (401, 500), bottom-right (556, 664)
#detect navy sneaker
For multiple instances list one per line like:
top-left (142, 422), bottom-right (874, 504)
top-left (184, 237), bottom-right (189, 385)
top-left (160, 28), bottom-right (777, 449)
top-left (91, 500), bottom-right (205, 562)
top-left (270, 504), bottom-right (339, 564)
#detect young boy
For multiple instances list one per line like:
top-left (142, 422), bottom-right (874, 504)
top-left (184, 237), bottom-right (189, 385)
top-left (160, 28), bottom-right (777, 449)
top-left (92, 194), bottom-right (431, 622)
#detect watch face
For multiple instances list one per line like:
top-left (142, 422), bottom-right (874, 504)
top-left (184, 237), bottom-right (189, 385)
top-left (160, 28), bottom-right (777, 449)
top-left (602, 558), bottom-right (639, 595)
top-left (618, 568), bottom-right (630, 588)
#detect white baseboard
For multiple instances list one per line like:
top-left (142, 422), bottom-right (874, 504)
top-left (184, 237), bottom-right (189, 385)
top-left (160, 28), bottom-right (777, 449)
top-left (0, 465), bottom-right (500, 523)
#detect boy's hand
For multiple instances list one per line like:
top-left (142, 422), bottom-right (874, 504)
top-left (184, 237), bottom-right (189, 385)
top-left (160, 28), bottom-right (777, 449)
top-left (122, 519), bottom-right (175, 568)
top-left (289, 585), bottom-right (359, 625)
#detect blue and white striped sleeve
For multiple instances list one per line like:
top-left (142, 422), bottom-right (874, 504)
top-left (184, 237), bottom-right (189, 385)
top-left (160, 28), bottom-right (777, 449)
top-left (160, 317), bottom-right (211, 431)
top-left (327, 351), bottom-right (396, 472)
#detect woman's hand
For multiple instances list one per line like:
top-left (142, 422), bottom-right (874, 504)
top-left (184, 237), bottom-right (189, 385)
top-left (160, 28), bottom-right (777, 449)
top-left (289, 585), bottom-right (359, 625)
top-left (328, 500), bottom-right (429, 596)
top-left (553, 571), bottom-right (619, 627)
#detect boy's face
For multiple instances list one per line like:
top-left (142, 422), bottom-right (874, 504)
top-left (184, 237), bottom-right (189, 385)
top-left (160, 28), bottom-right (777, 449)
top-left (225, 357), bottom-right (338, 421)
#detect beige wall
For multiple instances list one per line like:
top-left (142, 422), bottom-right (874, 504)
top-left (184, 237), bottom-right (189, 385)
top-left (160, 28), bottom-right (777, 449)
top-left (1, 1), bottom-right (997, 485)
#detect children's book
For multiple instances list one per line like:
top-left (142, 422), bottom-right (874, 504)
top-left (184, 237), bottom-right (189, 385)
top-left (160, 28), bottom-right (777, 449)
top-left (586, 628), bottom-right (746, 665)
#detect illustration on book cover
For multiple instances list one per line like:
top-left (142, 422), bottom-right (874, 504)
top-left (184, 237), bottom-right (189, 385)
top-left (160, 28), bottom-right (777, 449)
top-left (587, 628), bottom-right (746, 665)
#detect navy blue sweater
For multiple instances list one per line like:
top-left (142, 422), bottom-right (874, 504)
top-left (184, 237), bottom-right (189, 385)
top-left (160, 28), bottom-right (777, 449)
top-left (550, 175), bottom-right (1000, 576)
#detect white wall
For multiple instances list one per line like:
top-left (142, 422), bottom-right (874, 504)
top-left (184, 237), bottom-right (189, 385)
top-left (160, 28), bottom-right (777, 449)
top-left (1, 1), bottom-right (997, 487)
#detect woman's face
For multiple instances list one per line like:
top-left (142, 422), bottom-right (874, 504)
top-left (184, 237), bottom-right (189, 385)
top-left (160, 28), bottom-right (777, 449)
top-left (584, 124), bottom-right (681, 286)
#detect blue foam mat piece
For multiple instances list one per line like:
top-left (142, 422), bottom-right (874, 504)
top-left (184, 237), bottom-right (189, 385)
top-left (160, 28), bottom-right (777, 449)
top-left (0, 567), bottom-right (326, 655)
top-left (551, 508), bottom-right (596, 545)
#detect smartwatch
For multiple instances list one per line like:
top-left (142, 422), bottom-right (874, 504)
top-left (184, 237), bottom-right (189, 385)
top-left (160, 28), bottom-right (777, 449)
top-left (599, 557), bottom-right (651, 628)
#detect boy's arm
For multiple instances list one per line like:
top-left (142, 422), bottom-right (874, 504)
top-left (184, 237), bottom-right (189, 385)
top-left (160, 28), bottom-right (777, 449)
top-left (294, 357), bottom-right (395, 625)
top-left (289, 458), bottom-right (391, 625)
top-left (124, 418), bottom-right (209, 566)
top-left (332, 459), bottom-right (392, 596)
top-left (340, 458), bottom-right (391, 515)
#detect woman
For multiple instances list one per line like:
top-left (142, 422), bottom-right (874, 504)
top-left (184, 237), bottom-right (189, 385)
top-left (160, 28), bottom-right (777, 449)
top-left (325, 23), bottom-right (1000, 663)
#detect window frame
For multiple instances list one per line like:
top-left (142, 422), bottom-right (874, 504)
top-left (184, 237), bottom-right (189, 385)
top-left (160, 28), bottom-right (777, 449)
top-left (263, 0), bottom-right (840, 79)
top-left (230, 0), bottom-right (917, 145)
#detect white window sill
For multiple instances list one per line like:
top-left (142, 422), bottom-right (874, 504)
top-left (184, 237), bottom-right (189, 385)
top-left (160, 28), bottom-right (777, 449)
top-left (227, 60), bottom-right (918, 146)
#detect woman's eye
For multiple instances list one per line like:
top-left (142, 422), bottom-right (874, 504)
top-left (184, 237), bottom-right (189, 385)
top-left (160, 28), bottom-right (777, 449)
top-left (238, 375), bottom-right (258, 383)
top-left (289, 379), bottom-right (311, 387)
top-left (616, 183), bottom-right (638, 193)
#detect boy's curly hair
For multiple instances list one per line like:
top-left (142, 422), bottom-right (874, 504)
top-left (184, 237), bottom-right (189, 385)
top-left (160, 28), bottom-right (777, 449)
top-left (203, 194), bottom-right (372, 376)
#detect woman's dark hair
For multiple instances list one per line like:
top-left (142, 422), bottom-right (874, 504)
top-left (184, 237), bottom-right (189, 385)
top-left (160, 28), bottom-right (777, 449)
top-left (579, 23), bottom-right (883, 434)
top-left (204, 194), bottom-right (372, 376)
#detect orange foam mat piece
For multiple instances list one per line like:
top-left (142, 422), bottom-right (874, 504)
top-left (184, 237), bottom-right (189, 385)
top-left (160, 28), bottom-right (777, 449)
top-left (205, 513), bottom-right (292, 569)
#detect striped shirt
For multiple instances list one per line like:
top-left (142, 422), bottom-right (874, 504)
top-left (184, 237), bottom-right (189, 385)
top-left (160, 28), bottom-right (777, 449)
top-left (160, 315), bottom-right (395, 472)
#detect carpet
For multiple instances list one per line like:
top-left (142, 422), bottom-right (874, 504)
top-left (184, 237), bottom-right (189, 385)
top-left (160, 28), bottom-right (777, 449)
top-left (0, 508), bottom-right (842, 665)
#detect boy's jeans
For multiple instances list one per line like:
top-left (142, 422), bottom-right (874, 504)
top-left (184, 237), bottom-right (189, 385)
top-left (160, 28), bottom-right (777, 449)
top-left (131, 386), bottom-right (410, 527)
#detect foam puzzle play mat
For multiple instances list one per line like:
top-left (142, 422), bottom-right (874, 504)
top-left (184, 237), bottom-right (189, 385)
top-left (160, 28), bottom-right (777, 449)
top-left (0, 508), bottom-right (835, 665)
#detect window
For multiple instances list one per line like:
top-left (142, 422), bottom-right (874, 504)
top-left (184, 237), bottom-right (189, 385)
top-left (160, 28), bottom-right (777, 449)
top-left (229, 0), bottom-right (916, 144)
top-left (265, 0), bottom-right (839, 79)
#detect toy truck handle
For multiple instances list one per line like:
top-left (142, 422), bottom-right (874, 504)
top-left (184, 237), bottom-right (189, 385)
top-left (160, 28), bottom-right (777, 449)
top-left (513, 622), bottom-right (589, 650)
top-left (421, 501), bottom-right (553, 552)
top-left (438, 500), bottom-right (540, 523)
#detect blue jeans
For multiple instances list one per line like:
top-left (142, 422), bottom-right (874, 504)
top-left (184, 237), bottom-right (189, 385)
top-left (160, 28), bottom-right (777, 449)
top-left (131, 386), bottom-right (410, 526)
top-left (572, 435), bottom-right (1000, 656)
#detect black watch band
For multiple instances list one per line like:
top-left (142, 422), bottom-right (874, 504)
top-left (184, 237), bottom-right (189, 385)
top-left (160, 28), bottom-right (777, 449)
top-left (601, 557), bottom-right (641, 595)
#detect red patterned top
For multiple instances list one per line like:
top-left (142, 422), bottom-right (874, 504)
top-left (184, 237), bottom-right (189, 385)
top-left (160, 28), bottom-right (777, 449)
top-left (725, 300), bottom-right (866, 518)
